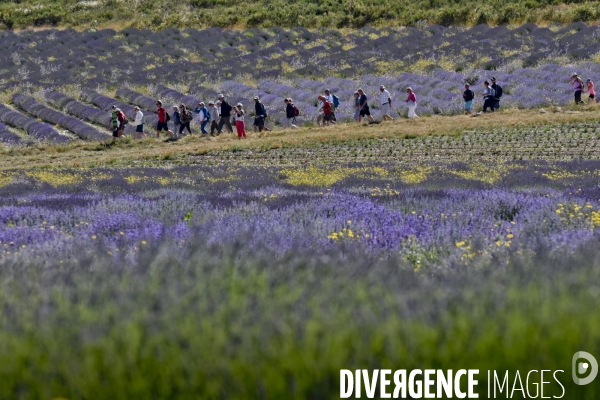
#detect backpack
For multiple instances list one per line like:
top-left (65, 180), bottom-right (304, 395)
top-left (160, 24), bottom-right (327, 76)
top-left (495, 85), bottom-right (503, 98)
top-left (260, 103), bottom-right (267, 118)
top-left (332, 94), bottom-right (340, 108)
top-left (166, 112), bottom-right (171, 122)
top-left (293, 104), bottom-right (300, 117)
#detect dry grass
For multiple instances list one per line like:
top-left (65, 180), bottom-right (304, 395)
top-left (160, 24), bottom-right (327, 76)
top-left (2, 108), bottom-right (599, 171)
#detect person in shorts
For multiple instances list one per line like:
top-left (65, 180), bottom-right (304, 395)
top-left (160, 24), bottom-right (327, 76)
top-left (462, 83), bottom-right (474, 115)
top-left (587, 78), bottom-right (596, 105)
top-left (133, 106), bottom-right (146, 139)
top-left (357, 89), bottom-right (375, 123)
top-left (155, 100), bottom-right (175, 139)
top-left (253, 96), bottom-right (271, 132)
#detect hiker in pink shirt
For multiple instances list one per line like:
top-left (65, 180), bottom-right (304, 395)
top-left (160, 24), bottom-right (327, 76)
top-left (405, 87), bottom-right (419, 119)
top-left (586, 78), bottom-right (596, 105)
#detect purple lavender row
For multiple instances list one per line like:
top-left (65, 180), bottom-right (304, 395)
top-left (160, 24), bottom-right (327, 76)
top-left (12, 95), bottom-right (109, 142)
top-left (45, 91), bottom-right (108, 128)
top-left (80, 89), bottom-right (157, 133)
top-left (0, 104), bottom-right (70, 144)
top-left (0, 122), bottom-right (27, 147)
top-left (113, 88), bottom-right (158, 126)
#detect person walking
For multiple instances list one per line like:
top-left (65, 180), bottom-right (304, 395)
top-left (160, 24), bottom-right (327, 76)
top-left (217, 94), bottom-right (234, 135)
top-left (172, 105), bottom-right (181, 138)
top-left (234, 103), bottom-right (247, 140)
top-left (482, 81), bottom-right (495, 113)
top-left (285, 98), bottom-right (299, 129)
top-left (405, 87), bottom-right (419, 118)
top-left (253, 96), bottom-right (270, 132)
top-left (155, 100), bottom-right (175, 139)
top-left (586, 78), bottom-right (596, 105)
top-left (319, 95), bottom-right (336, 126)
top-left (379, 85), bottom-right (394, 121)
top-left (490, 77), bottom-right (503, 111)
top-left (571, 73), bottom-right (585, 105)
top-left (179, 104), bottom-right (193, 136)
top-left (208, 100), bottom-right (219, 136)
top-left (353, 92), bottom-right (361, 122)
top-left (463, 83), bottom-right (474, 115)
top-left (133, 106), bottom-right (146, 139)
top-left (324, 89), bottom-right (337, 121)
top-left (109, 105), bottom-right (120, 143)
top-left (357, 88), bottom-right (375, 123)
top-left (194, 102), bottom-right (210, 135)
top-left (316, 96), bottom-right (325, 126)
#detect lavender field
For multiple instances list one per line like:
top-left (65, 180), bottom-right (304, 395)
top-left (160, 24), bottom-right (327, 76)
top-left (2, 24), bottom-right (600, 145)
top-left (1, 22), bottom-right (600, 399)
top-left (0, 162), bottom-right (599, 398)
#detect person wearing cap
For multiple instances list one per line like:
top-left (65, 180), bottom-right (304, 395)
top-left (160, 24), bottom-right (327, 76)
top-left (462, 83), bottom-right (474, 115)
top-left (324, 89), bottom-right (336, 122)
top-left (379, 85), bottom-right (394, 121)
top-left (490, 77), bottom-right (502, 111)
top-left (132, 106), bottom-right (146, 139)
top-left (285, 98), bottom-right (299, 129)
top-left (155, 100), bottom-right (175, 140)
top-left (586, 78), bottom-right (596, 105)
top-left (194, 102), bottom-right (210, 135)
top-left (405, 87), bottom-right (419, 119)
top-left (234, 103), bottom-right (247, 139)
top-left (216, 94), bottom-right (234, 135)
top-left (357, 88), bottom-right (375, 123)
top-left (571, 73), bottom-right (584, 104)
top-left (208, 101), bottom-right (220, 136)
top-left (253, 96), bottom-right (270, 132)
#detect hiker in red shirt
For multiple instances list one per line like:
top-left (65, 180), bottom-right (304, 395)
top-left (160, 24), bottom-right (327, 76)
top-left (155, 100), bottom-right (175, 139)
top-left (319, 95), bottom-right (335, 126)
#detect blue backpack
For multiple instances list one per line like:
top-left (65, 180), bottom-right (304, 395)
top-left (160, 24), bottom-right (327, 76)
top-left (332, 94), bottom-right (340, 108)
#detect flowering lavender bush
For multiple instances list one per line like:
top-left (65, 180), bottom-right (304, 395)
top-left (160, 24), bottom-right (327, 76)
top-left (0, 163), bottom-right (599, 398)
top-left (12, 94), bottom-right (109, 142)
top-left (0, 104), bottom-right (70, 144)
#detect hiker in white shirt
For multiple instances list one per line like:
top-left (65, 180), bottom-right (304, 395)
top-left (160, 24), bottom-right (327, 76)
top-left (324, 89), bottom-right (336, 122)
top-left (208, 100), bottom-right (220, 136)
top-left (133, 106), bottom-right (146, 139)
top-left (379, 85), bottom-right (394, 121)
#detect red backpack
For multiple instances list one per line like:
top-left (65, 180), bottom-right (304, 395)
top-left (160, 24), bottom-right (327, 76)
top-left (292, 104), bottom-right (300, 117)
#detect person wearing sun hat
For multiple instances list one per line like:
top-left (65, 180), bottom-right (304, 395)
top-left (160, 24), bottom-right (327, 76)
top-left (571, 73), bottom-right (584, 104)
top-left (234, 103), bottom-right (246, 139)
top-left (379, 85), bottom-right (394, 121)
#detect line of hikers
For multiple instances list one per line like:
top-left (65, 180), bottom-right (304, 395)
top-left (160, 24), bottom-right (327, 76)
top-left (109, 74), bottom-right (592, 142)
top-left (109, 86), bottom-right (427, 142)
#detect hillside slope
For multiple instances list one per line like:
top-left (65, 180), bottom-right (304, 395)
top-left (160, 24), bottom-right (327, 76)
top-left (1, 0), bottom-right (600, 30)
